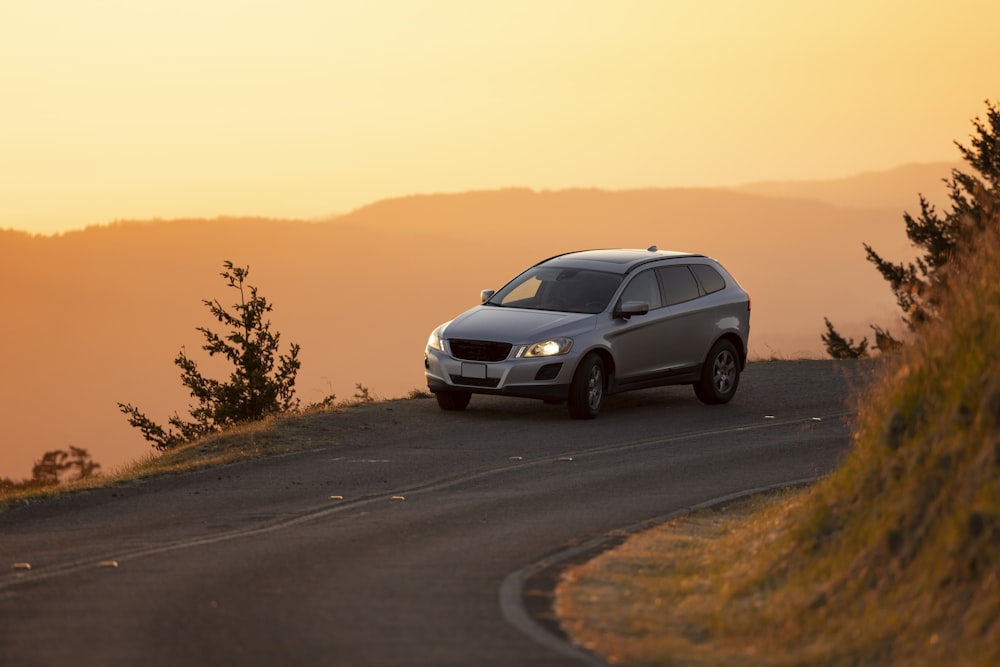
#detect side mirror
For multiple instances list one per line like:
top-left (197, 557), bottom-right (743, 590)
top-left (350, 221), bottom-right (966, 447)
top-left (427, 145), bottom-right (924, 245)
top-left (481, 289), bottom-right (496, 304)
top-left (615, 300), bottom-right (649, 319)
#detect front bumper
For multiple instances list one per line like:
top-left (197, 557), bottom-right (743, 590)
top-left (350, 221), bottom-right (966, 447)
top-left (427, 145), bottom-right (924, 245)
top-left (424, 346), bottom-right (576, 400)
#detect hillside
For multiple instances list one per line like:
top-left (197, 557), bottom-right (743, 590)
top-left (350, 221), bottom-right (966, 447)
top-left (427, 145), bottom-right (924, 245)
top-left (0, 174), bottom-right (928, 479)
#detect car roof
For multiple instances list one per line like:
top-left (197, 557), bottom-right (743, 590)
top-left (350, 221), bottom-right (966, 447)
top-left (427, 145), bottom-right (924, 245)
top-left (536, 248), bottom-right (705, 275)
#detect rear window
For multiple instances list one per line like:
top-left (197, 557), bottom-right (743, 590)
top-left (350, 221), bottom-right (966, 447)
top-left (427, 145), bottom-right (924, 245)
top-left (657, 266), bottom-right (701, 305)
top-left (690, 264), bottom-right (726, 294)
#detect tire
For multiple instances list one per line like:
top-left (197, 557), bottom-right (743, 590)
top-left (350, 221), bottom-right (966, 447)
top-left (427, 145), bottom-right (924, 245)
top-left (435, 390), bottom-right (471, 411)
top-left (694, 340), bottom-right (740, 404)
top-left (567, 353), bottom-right (605, 419)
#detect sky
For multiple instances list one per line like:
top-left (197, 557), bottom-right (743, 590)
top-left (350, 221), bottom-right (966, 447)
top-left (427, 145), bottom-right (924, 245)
top-left (2, 1), bottom-right (998, 235)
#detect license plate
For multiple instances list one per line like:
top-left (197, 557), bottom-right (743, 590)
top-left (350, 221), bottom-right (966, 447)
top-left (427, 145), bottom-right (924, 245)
top-left (461, 363), bottom-right (487, 379)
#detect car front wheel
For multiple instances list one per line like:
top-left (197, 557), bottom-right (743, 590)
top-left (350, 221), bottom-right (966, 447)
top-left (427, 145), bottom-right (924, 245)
top-left (435, 390), bottom-right (472, 411)
top-left (568, 353), bottom-right (605, 419)
top-left (694, 340), bottom-right (740, 404)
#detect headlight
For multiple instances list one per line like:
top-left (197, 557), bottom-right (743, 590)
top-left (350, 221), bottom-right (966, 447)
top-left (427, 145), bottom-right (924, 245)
top-left (521, 337), bottom-right (573, 357)
top-left (426, 323), bottom-right (449, 351)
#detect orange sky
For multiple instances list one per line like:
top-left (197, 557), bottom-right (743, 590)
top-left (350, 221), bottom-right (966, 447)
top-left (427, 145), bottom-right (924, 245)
top-left (2, 1), bottom-right (998, 235)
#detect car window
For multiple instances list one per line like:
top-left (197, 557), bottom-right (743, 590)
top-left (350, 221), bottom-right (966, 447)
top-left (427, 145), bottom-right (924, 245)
top-left (690, 264), bottom-right (726, 294)
top-left (500, 275), bottom-right (543, 305)
top-left (494, 268), bottom-right (621, 314)
top-left (657, 266), bottom-right (701, 305)
top-left (620, 270), bottom-right (663, 309)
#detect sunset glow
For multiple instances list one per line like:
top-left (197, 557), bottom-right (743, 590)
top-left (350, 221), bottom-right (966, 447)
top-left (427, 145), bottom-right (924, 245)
top-left (3, 0), bottom-right (998, 234)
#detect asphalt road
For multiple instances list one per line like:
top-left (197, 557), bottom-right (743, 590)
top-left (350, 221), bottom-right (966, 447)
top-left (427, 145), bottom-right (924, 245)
top-left (0, 360), bottom-right (873, 667)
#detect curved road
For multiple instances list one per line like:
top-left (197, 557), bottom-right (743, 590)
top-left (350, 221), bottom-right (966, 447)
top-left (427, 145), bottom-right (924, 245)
top-left (0, 360), bottom-right (871, 666)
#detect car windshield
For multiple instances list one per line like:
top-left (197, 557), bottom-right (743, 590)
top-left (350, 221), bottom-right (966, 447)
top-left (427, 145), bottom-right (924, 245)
top-left (488, 267), bottom-right (622, 314)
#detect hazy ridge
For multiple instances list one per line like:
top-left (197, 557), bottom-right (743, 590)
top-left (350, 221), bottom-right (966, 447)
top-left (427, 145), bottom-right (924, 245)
top-left (734, 161), bottom-right (958, 209)
top-left (0, 163), bottom-right (952, 478)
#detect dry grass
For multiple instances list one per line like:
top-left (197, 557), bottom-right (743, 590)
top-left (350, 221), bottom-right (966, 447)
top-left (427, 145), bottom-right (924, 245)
top-left (557, 225), bottom-right (1000, 666)
top-left (556, 490), bottom-right (808, 666)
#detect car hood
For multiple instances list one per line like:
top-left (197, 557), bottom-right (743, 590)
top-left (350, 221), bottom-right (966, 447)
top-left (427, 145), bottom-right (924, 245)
top-left (444, 306), bottom-right (596, 343)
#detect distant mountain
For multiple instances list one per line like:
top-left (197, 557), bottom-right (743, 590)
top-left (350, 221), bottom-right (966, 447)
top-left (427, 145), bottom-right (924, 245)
top-left (735, 162), bottom-right (958, 210)
top-left (1, 171), bottom-right (928, 479)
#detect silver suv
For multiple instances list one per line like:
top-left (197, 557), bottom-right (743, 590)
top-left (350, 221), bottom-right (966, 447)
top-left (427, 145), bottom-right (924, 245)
top-left (424, 247), bottom-right (751, 419)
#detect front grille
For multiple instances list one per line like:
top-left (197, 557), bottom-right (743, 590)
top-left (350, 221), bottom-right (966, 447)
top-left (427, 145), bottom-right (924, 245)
top-left (450, 375), bottom-right (501, 388)
top-left (449, 339), bottom-right (512, 362)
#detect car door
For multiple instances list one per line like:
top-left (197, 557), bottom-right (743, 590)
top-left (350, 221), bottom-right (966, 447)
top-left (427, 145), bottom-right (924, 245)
top-left (654, 265), bottom-right (714, 369)
top-left (605, 268), bottom-right (672, 385)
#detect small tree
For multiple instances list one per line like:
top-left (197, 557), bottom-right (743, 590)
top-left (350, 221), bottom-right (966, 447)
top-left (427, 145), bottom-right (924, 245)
top-left (870, 324), bottom-right (902, 354)
top-left (30, 446), bottom-right (101, 486)
top-left (821, 317), bottom-right (869, 360)
top-left (864, 101), bottom-right (1000, 328)
top-left (31, 450), bottom-right (69, 486)
top-left (824, 100), bottom-right (1000, 356)
top-left (119, 261), bottom-right (301, 451)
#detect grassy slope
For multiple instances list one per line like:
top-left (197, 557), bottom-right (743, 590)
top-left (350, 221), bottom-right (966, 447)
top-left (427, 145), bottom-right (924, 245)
top-left (556, 226), bottom-right (1000, 666)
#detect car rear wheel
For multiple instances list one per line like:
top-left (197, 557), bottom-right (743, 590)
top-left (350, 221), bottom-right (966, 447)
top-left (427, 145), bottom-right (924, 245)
top-left (435, 390), bottom-right (472, 411)
top-left (694, 340), bottom-right (740, 404)
top-left (568, 353), bottom-right (605, 419)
